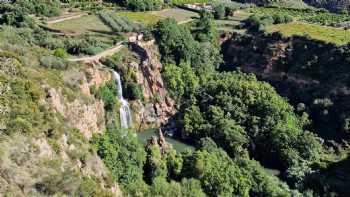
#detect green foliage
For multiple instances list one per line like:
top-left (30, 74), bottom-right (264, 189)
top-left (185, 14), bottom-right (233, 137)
top-left (17, 0), bottom-right (61, 17)
top-left (182, 149), bottom-right (251, 197)
top-left (77, 177), bottom-right (114, 197)
top-left (35, 168), bottom-right (81, 195)
top-left (212, 1), bottom-right (251, 19)
top-left (144, 144), bottom-right (168, 183)
top-left (154, 17), bottom-right (221, 76)
top-left (39, 56), bottom-right (68, 70)
top-left (127, 82), bottom-right (144, 100)
top-left (92, 129), bottom-right (146, 187)
top-left (48, 138), bottom-right (61, 154)
top-left (0, 4), bottom-right (32, 27)
top-left (244, 13), bottom-right (291, 32)
top-left (162, 62), bottom-right (199, 100)
top-left (53, 48), bottom-right (68, 58)
top-left (154, 18), bottom-right (198, 65)
top-left (169, 0), bottom-right (212, 5)
top-left (98, 11), bottom-right (138, 33)
top-left (125, 0), bottom-right (164, 11)
top-left (97, 81), bottom-right (118, 111)
top-left (249, 7), bottom-right (350, 27)
top-left (195, 11), bottom-right (218, 43)
top-left (180, 71), bottom-right (325, 187)
top-left (213, 4), bottom-right (226, 19)
top-left (64, 36), bottom-right (111, 55)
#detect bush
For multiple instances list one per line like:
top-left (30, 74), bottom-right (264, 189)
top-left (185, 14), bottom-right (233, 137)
top-left (97, 81), bottom-right (118, 110)
top-left (127, 82), bottom-right (144, 101)
top-left (40, 56), bottom-right (67, 70)
top-left (244, 14), bottom-right (291, 32)
top-left (125, 0), bottom-right (163, 11)
top-left (54, 48), bottom-right (68, 58)
top-left (272, 14), bottom-right (293, 24)
top-left (214, 4), bottom-right (226, 19)
top-left (17, 0), bottom-right (61, 17)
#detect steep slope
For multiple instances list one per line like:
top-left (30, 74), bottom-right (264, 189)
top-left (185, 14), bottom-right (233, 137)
top-left (0, 27), bottom-right (122, 196)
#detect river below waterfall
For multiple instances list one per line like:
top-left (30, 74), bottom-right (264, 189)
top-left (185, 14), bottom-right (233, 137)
top-left (137, 129), bottom-right (194, 152)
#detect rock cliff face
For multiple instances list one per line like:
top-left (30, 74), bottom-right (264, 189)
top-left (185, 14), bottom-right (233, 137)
top-left (130, 41), bottom-right (175, 130)
top-left (47, 63), bottom-right (111, 139)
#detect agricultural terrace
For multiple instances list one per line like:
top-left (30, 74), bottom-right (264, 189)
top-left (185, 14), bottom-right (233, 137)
top-left (215, 10), bottom-right (250, 33)
top-left (266, 22), bottom-right (350, 45)
top-left (249, 7), bottom-right (350, 26)
top-left (118, 8), bottom-right (200, 25)
top-left (48, 14), bottom-right (111, 34)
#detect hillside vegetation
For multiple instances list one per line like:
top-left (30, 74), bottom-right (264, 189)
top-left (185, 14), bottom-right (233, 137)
top-left (1, 0), bottom-right (350, 197)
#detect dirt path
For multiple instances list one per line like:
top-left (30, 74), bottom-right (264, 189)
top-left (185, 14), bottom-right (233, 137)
top-left (178, 19), bottom-right (194, 25)
top-left (68, 42), bottom-right (124, 63)
top-left (47, 13), bottom-right (88, 24)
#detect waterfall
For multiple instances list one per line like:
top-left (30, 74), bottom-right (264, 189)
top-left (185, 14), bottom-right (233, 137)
top-left (111, 71), bottom-right (132, 129)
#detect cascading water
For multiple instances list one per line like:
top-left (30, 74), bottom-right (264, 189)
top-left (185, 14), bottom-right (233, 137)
top-left (111, 71), bottom-right (132, 129)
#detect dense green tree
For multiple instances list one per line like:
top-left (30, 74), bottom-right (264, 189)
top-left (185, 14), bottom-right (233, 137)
top-left (162, 62), bottom-right (199, 100)
top-left (213, 4), bottom-right (226, 19)
top-left (92, 129), bottom-right (146, 187)
top-left (182, 149), bottom-right (251, 197)
top-left (154, 18), bottom-right (198, 65)
top-left (180, 71), bottom-right (325, 187)
top-left (144, 144), bottom-right (168, 183)
top-left (115, 0), bottom-right (164, 11)
top-left (195, 11), bottom-right (218, 44)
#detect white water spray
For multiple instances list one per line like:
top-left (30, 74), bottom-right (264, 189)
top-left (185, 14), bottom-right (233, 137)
top-left (112, 71), bottom-right (132, 129)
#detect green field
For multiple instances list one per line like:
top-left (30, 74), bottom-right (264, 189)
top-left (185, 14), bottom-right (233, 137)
top-left (117, 11), bottom-right (163, 24)
top-left (49, 14), bottom-right (111, 34)
top-left (118, 8), bottom-right (199, 25)
top-left (152, 8), bottom-right (199, 23)
top-left (250, 7), bottom-right (350, 26)
top-left (266, 22), bottom-right (350, 45)
top-left (216, 10), bottom-right (250, 33)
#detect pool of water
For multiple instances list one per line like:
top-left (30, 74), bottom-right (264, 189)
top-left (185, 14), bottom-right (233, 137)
top-left (263, 167), bottom-right (281, 176)
top-left (137, 129), bottom-right (194, 152)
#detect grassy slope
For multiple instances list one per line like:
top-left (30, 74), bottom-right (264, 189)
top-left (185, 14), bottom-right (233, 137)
top-left (117, 11), bottom-right (163, 24)
top-left (266, 22), bottom-right (350, 45)
top-left (49, 14), bottom-right (111, 34)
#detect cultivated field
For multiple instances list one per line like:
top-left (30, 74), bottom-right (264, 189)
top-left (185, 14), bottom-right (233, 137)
top-left (117, 8), bottom-right (199, 25)
top-left (216, 10), bottom-right (250, 33)
top-left (152, 8), bottom-right (199, 23)
top-left (117, 11), bottom-right (163, 24)
top-left (48, 14), bottom-right (111, 34)
top-left (266, 22), bottom-right (350, 45)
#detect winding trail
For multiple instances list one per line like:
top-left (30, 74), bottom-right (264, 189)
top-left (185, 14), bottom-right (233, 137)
top-left (67, 42), bottom-right (124, 63)
top-left (47, 13), bottom-right (88, 24)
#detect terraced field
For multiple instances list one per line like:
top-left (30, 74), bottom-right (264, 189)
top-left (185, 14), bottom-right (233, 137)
top-left (118, 8), bottom-right (199, 25)
top-left (266, 22), bottom-right (350, 45)
top-left (48, 14), bottom-right (111, 34)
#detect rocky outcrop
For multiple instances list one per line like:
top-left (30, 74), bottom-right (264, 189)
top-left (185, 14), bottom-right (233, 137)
top-left (46, 64), bottom-right (111, 139)
top-left (130, 41), bottom-right (176, 129)
top-left (147, 128), bottom-right (171, 153)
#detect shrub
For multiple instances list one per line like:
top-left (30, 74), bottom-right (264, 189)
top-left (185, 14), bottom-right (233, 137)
top-left (53, 48), bottom-right (68, 58)
top-left (39, 56), bottom-right (67, 70)
top-left (214, 4), bottom-right (226, 19)
top-left (126, 0), bottom-right (163, 11)
top-left (127, 82), bottom-right (144, 101)
top-left (272, 14), bottom-right (293, 24)
top-left (97, 81), bottom-right (118, 110)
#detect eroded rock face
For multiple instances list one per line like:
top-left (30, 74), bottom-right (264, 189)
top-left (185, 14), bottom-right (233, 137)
top-left (131, 41), bottom-right (176, 129)
top-left (46, 64), bottom-right (111, 139)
